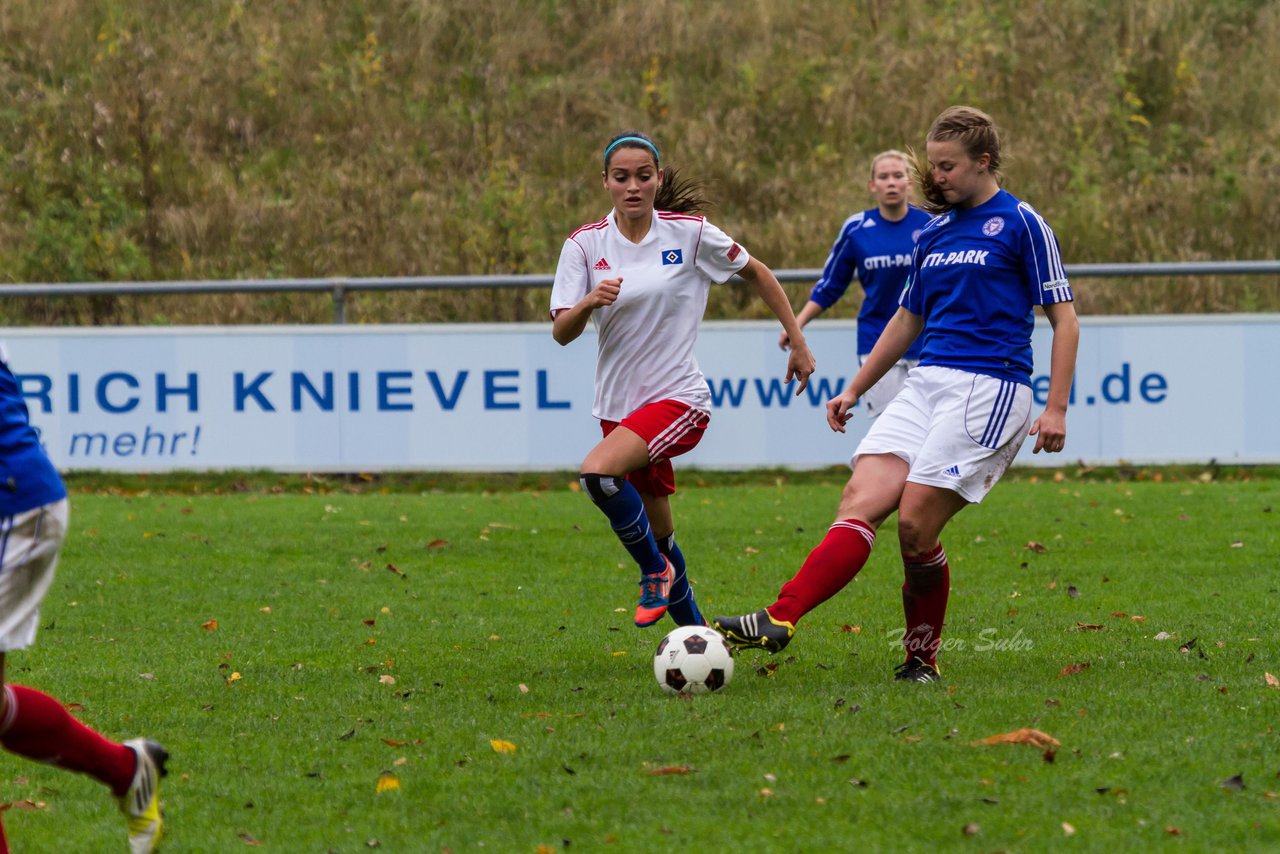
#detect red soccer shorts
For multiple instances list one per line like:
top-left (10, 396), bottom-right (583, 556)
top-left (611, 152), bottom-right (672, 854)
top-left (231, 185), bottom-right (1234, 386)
top-left (601, 399), bottom-right (710, 497)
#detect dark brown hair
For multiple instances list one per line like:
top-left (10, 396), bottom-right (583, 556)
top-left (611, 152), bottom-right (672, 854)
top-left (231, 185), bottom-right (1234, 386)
top-left (602, 130), bottom-right (709, 215)
top-left (911, 106), bottom-right (1003, 214)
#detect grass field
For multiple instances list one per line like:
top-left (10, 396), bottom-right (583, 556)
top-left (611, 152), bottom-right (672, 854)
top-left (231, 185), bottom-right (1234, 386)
top-left (2, 470), bottom-right (1278, 852)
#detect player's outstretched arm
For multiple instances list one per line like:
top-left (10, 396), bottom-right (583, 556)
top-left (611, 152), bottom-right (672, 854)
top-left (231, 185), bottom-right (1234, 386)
top-left (1029, 300), bottom-right (1079, 453)
top-left (827, 307), bottom-right (921, 432)
top-left (779, 300), bottom-right (825, 350)
top-left (552, 277), bottom-right (623, 345)
top-left (739, 257), bottom-right (816, 393)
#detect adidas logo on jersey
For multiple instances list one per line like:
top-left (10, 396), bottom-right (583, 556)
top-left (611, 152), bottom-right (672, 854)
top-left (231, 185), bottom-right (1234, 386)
top-left (943, 465), bottom-right (961, 477)
top-left (594, 257), bottom-right (612, 271)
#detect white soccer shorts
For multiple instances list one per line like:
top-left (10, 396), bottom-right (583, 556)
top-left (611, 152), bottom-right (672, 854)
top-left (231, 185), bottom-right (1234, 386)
top-left (853, 365), bottom-right (1032, 503)
top-left (0, 499), bottom-right (68, 651)
top-left (858, 355), bottom-right (919, 419)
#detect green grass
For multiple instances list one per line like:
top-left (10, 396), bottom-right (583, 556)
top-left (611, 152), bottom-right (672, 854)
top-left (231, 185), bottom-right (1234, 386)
top-left (3, 472), bottom-right (1279, 851)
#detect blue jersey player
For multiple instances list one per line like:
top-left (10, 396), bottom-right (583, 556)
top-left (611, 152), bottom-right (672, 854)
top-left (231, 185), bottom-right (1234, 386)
top-left (0, 346), bottom-right (167, 852)
top-left (781, 151), bottom-right (931, 418)
top-left (717, 107), bottom-right (1079, 684)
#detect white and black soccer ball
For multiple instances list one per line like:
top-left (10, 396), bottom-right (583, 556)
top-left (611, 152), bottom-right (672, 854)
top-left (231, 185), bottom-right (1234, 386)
top-left (653, 625), bottom-right (735, 694)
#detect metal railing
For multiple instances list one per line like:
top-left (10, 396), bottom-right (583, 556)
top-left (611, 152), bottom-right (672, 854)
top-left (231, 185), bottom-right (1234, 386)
top-left (1, 260), bottom-right (1276, 324)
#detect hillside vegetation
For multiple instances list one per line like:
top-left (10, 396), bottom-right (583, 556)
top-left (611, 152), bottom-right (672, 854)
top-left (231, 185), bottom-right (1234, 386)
top-left (1, 0), bottom-right (1277, 324)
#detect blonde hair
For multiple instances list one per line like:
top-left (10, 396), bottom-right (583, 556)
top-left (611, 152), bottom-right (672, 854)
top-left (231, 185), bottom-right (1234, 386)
top-left (868, 149), bottom-right (910, 180)
top-left (911, 106), bottom-right (1003, 213)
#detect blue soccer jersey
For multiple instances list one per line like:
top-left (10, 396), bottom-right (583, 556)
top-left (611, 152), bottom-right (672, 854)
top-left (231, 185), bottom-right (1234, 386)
top-left (810, 206), bottom-right (932, 357)
top-left (900, 190), bottom-right (1072, 384)
top-left (0, 351), bottom-right (66, 517)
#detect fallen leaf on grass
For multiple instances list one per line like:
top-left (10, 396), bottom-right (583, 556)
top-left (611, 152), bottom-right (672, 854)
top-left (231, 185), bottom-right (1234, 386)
top-left (378, 675), bottom-right (396, 685)
top-left (1130, 615), bottom-right (1146, 623)
top-left (1061, 822), bottom-right (1076, 837)
top-left (375, 772), bottom-right (400, 793)
top-left (0, 799), bottom-right (47, 812)
top-left (1179, 638), bottom-right (1199, 654)
top-left (1165, 827), bottom-right (1183, 836)
top-left (489, 739), bottom-right (517, 754)
top-left (1265, 673), bottom-right (1279, 689)
top-left (1025, 541), bottom-right (1047, 553)
top-left (840, 625), bottom-right (861, 633)
top-left (1154, 631), bottom-right (1172, 640)
top-left (1220, 773), bottom-right (1245, 791)
top-left (1067, 585), bottom-right (1080, 599)
top-left (1059, 662), bottom-right (1091, 677)
top-left (1068, 623), bottom-right (1105, 631)
top-left (962, 823), bottom-right (980, 836)
top-left (645, 765), bottom-right (696, 776)
top-left (201, 619), bottom-right (219, 631)
top-left (968, 728), bottom-right (1061, 749)
top-left (385, 563), bottom-right (405, 577)
top-left (426, 539), bottom-right (448, 549)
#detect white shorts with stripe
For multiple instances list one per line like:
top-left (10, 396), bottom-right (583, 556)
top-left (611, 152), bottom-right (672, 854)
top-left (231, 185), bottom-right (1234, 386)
top-left (853, 365), bottom-right (1032, 503)
top-left (0, 500), bottom-right (68, 651)
top-left (858, 355), bottom-right (919, 419)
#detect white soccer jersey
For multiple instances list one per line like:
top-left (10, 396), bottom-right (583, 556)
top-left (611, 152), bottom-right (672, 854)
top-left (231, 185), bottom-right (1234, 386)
top-left (551, 210), bottom-right (750, 421)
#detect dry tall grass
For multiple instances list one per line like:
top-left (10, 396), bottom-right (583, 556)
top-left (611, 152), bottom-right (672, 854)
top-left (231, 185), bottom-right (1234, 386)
top-left (1, 0), bottom-right (1277, 324)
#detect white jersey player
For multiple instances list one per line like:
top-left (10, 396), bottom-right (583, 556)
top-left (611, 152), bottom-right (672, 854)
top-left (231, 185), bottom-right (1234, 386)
top-left (551, 131), bottom-right (815, 629)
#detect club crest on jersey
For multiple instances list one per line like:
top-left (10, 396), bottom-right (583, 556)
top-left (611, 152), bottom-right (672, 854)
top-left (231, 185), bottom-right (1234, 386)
top-left (594, 257), bottom-right (611, 271)
top-left (982, 216), bottom-right (1005, 237)
top-left (661, 248), bottom-right (683, 265)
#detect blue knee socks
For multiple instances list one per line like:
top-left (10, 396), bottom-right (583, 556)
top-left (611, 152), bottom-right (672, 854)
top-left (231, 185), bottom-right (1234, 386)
top-left (658, 533), bottom-right (704, 627)
top-left (579, 474), bottom-right (665, 575)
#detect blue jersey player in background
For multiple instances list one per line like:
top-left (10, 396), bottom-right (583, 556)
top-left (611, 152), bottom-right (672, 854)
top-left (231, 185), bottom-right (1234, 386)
top-left (0, 346), bottom-right (167, 852)
top-left (718, 107), bottom-right (1079, 684)
top-left (779, 150), bottom-right (932, 418)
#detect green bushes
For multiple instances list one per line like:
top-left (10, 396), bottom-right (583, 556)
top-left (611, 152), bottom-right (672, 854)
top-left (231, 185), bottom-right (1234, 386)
top-left (0, 0), bottom-right (1277, 323)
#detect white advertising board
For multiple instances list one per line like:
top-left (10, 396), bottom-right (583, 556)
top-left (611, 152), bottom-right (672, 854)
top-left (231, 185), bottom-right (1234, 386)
top-left (4, 315), bottom-right (1276, 472)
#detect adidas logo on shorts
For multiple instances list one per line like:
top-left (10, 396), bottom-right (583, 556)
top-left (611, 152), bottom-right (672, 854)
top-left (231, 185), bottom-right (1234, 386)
top-left (594, 257), bottom-right (612, 271)
top-left (943, 465), bottom-right (961, 477)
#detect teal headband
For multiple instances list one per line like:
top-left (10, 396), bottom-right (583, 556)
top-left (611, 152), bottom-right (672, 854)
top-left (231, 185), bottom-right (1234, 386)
top-left (603, 136), bottom-right (660, 165)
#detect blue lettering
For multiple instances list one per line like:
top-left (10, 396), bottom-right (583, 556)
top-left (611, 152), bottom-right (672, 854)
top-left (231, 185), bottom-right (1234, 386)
top-left (378, 371), bottom-right (413, 411)
top-left (17, 374), bottom-right (52, 414)
top-left (70, 432), bottom-right (108, 455)
top-left (1031, 375), bottom-right (1050, 407)
top-left (1139, 372), bottom-right (1167, 403)
top-left (293, 373), bottom-right (334, 411)
top-left (142, 425), bottom-right (167, 455)
top-left (69, 373), bottom-right (80, 413)
top-left (484, 370), bottom-right (520, 410)
top-left (1101, 362), bottom-right (1131, 404)
top-left (97, 372), bottom-right (140, 414)
top-left (114, 433), bottom-right (136, 455)
top-left (706, 378), bottom-right (747, 408)
top-left (802, 376), bottom-right (845, 406)
top-left (426, 371), bottom-right (467, 410)
top-left (235, 372), bottom-right (276, 412)
top-left (348, 372), bottom-right (360, 412)
top-left (157, 373), bottom-right (198, 413)
top-left (536, 370), bottom-right (570, 410)
top-left (754, 378), bottom-right (794, 407)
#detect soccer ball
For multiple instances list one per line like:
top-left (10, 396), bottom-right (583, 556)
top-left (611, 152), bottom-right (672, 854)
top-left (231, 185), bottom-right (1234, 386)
top-left (653, 625), bottom-right (735, 694)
